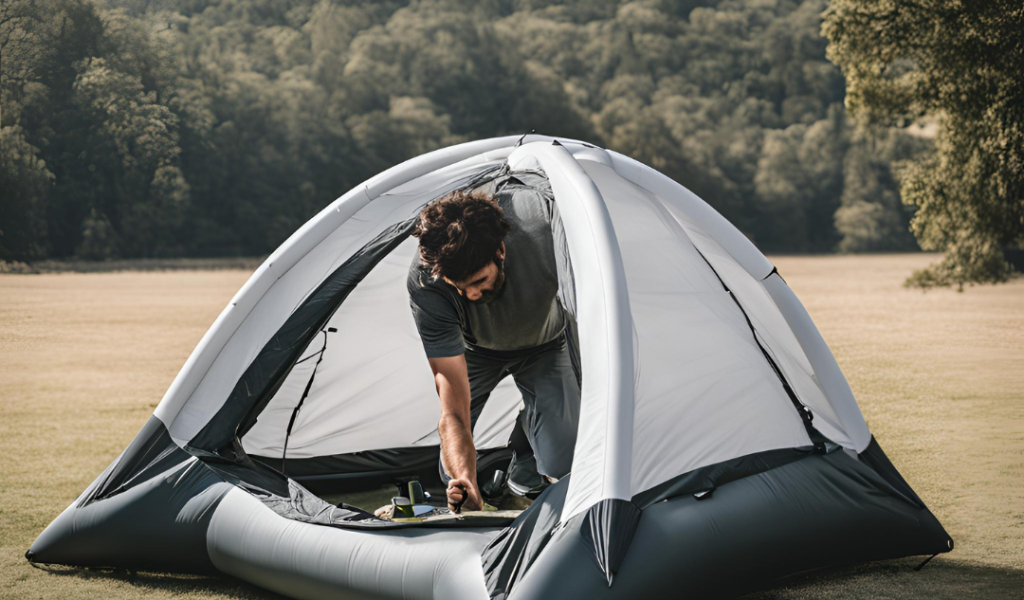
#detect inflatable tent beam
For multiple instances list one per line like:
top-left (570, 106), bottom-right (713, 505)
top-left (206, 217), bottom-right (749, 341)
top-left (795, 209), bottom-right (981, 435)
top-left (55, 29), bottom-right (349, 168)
top-left (507, 142), bottom-right (640, 584)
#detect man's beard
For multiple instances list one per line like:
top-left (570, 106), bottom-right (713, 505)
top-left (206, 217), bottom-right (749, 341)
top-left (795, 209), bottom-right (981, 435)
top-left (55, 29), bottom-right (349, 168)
top-left (471, 258), bottom-right (505, 304)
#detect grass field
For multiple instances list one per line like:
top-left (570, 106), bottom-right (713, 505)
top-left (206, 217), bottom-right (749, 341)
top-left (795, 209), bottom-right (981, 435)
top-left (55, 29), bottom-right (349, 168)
top-left (1, 254), bottom-right (1021, 599)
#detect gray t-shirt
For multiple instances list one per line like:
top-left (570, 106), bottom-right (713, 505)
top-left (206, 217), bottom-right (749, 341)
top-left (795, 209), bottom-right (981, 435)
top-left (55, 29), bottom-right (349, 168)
top-left (407, 172), bottom-right (566, 358)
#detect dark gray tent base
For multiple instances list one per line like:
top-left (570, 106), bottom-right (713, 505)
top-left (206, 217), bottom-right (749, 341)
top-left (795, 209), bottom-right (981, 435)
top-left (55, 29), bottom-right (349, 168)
top-left (490, 440), bottom-right (951, 599)
top-left (27, 456), bottom-right (234, 574)
top-left (28, 431), bottom-right (950, 600)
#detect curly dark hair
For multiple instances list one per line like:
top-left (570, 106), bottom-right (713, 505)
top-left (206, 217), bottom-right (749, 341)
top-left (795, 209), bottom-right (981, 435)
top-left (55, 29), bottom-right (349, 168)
top-left (412, 189), bottom-right (511, 282)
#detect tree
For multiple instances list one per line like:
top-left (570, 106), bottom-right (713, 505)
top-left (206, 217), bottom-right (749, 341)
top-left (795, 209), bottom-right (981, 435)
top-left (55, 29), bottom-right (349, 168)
top-left (824, 0), bottom-right (1024, 288)
top-left (2, 0), bottom-right (924, 262)
top-left (834, 126), bottom-right (925, 253)
top-left (0, 126), bottom-right (53, 260)
top-left (754, 105), bottom-right (847, 252)
top-left (72, 58), bottom-right (189, 257)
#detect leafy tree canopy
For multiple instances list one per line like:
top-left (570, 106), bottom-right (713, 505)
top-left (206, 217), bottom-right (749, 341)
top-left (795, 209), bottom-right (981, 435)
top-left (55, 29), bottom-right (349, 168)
top-left (824, 0), bottom-right (1024, 288)
top-left (1, 0), bottom-right (932, 264)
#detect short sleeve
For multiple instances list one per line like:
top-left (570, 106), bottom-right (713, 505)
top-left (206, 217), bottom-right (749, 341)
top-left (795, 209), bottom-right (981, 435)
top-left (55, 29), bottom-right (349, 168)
top-left (408, 273), bottom-right (466, 358)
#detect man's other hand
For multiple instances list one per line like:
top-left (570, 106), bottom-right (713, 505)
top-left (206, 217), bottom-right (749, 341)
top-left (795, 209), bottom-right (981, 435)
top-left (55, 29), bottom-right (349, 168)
top-left (447, 478), bottom-right (483, 512)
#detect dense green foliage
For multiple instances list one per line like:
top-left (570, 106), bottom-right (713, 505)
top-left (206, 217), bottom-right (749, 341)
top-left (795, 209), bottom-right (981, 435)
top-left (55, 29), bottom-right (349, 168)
top-left (824, 0), bottom-right (1024, 288)
top-left (2, 0), bottom-right (924, 260)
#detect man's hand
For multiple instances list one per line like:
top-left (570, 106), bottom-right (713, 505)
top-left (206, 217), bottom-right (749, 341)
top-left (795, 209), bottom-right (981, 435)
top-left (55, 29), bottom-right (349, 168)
top-left (447, 477), bottom-right (483, 513)
top-left (429, 355), bottom-right (483, 512)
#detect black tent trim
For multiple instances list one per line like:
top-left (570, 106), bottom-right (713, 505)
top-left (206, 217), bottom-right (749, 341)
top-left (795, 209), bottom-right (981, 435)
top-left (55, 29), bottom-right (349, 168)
top-left (79, 415), bottom-right (192, 507)
top-left (251, 446), bottom-right (443, 493)
top-left (580, 499), bottom-right (642, 586)
top-left (630, 444), bottom-right (828, 509)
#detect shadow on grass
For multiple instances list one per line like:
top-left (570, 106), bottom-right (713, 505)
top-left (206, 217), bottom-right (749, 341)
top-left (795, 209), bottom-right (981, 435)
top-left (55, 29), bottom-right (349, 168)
top-left (29, 563), bottom-right (291, 599)
top-left (743, 557), bottom-right (1024, 600)
top-left (26, 555), bottom-right (1023, 599)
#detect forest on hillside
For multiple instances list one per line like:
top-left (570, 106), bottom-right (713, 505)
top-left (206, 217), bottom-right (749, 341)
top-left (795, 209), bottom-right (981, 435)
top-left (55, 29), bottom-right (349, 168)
top-left (2, 0), bottom-right (931, 261)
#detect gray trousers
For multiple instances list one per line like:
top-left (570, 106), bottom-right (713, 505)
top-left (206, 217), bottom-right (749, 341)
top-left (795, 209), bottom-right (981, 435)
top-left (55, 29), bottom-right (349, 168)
top-left (442, 334), bottom-right (581, 482)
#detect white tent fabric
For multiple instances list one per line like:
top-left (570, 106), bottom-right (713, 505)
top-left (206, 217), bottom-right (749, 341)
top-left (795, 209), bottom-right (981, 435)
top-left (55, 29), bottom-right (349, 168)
top-left (151, 135), bottom-right (869, 528)
top-left (241, 238), bottom-right (525, 458)
top-left (579, 160), bottom-right (811, 499)
top-left (603, 150), bottom-right (870, 452)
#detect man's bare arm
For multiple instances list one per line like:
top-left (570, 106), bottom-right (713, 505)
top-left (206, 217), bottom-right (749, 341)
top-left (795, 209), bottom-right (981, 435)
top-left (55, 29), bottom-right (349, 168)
top-left (428, 355), bottom-right (483, 511)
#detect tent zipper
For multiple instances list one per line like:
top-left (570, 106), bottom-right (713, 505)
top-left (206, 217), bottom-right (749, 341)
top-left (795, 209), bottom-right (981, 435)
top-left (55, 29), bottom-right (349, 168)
top-left (281, 327), bottom-right (336, 475)
top-left (694, 249), bottom-right (828, 453)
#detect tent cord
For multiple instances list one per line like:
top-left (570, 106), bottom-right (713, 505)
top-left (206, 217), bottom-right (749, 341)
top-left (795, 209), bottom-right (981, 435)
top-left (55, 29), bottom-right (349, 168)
top-left (281, 327), bottom-right (333, 476)
top-left (914, 553), bottom-right (938, 571)
top-left (514, 129), bottom-right (537, 148)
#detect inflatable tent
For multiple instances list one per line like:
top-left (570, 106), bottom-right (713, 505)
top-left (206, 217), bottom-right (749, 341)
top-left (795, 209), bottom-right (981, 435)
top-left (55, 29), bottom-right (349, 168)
top-left (28, 135), bottom-right (952, 599)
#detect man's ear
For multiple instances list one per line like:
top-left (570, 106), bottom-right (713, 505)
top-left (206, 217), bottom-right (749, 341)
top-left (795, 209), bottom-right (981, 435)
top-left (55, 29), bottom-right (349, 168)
top-left (497, 241), bottom-right (506, 260)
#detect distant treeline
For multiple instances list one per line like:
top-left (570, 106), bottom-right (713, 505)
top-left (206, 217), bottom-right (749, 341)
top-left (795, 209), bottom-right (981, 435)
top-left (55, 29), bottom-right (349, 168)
top-left (2, 0), bottom-right (929, 262)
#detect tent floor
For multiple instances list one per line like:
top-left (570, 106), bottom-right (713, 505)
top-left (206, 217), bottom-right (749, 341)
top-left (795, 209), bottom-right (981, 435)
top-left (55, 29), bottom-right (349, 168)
top-left (320, 483), bottom-right (534, 517)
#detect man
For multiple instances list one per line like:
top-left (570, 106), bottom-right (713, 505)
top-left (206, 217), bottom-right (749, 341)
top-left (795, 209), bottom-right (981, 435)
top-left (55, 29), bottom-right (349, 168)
top-left (407, 171), bottom-right (580, 512)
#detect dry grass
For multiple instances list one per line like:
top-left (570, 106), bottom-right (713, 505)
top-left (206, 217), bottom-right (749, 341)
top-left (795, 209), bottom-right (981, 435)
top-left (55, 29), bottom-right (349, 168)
top-left (0, 254), bottom-right (1021, 599)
